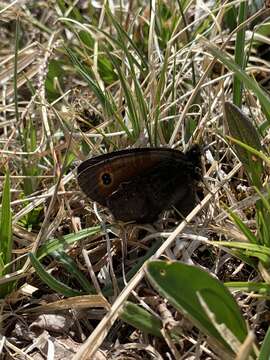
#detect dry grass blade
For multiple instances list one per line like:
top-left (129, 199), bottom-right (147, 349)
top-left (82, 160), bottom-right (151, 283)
top-left (1, 1), bottom-right (270, 359)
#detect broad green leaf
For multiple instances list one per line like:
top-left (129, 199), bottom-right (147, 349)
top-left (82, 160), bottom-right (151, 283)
top-left (146, 261), bottom-right (247, 354)
top-left (224, 102), bottom-right (263, 188)
top-left (223, 4), bottom-right (237, 31)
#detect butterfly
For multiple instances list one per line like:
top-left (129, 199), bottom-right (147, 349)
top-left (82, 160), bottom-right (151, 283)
top-left (77, 145), bottom-right (201, 223)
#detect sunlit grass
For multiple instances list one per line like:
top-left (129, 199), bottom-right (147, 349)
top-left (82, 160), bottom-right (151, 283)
top-left (0, 1), bottom-right (270, 359)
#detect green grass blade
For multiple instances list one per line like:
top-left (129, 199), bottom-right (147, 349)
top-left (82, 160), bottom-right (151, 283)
top-left (14, 17), bottom-right (20, 136)
top-left (0, 171), bottom-right (12, 268)
top-left (254, 186), bottom-right (270, 247)
top-left (225, 281), bottom-right (270, 296)
top-left (259, 326), bottom-right (270, 360)
top-left (211, 241), bottom-right (270, 265)
top-left (227, 135), bottom-right (270, 166)
top-left (64, 46), bottom-right (112, 110)
top-left (107, 54), bottom-right (139, 121)
top-left (233, 1), bottom-right (248, 106)
top-left (51, 250), bottom-right (94, 293)
top-left (227, 207), bottom-right (258, 244)
top-left (36, 226), bottom-right (101, 260)
top-left (120, 301), bottom-right (162, 338)
top-left (105, 6), bottom-right (148, 71)
top-left (29, 253), bottom-right (82, 297)
top-left (0, 171), bottom-right (14, 296)
top-left (65, 46), bottom-right (132, 138)
top-left (205, 41), bottom-right (270, 121)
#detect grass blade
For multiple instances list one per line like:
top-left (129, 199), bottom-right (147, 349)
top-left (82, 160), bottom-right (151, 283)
top-left (120, 301), bottom-right (162, 338)
top-left (0, 171), bottom-right (12, 269)
top-left (233, 1), bottom-right (248, 106)
top-left (29, 253), bottom-right (82, 297)
top-left (205, 41), bottom-right (270, 121)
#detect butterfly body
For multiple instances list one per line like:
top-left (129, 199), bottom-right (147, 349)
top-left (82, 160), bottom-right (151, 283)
top-left (77, 146), bottom-right (201, 223)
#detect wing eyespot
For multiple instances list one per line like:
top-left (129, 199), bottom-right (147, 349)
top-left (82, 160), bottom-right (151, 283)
top-left (101, 172), bottom-right (113, 186)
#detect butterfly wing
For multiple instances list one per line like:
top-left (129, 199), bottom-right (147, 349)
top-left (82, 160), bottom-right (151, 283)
top-left (77, 148), bottom-right (189, 207)
top-left (107, 159), bottom-right (196, 222)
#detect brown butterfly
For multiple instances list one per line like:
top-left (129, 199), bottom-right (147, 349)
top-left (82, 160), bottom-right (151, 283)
top-left (77, 145), bottom-right (201, 223)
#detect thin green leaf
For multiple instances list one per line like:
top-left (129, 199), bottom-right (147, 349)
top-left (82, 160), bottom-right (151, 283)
top-left (14, 18), bottom-right (20, 133)
top-left (0, 171), bottom-right (14, 296)
top-left (29, 253), bottom-right (82, 297)
top-left (120, 301), bottom-right (162, 338)
top-left (65, 46), bottom-right (132, 138)
top-left (229, 249), bottom-right (258, 268)
top-left (225, 281), bottom-right (270, 295)
top-left (51, 250), bottom-right (94, 294)
top-left (211, 241), bottom-right (270, 265)
top-left (205, 41), bottom-right (270, 121)
top-left (212, 240), bottom-right (270, 255)
top-left (226, 135), bottom-right (270, 166)
top-left (259, 326), bottom-right (270, 360)
top-left (37, 226), bottom-right (101, 260)
top-left (233, 2), bottom-right (247, 106)
top-left (256, 209), bottom-right (270, 247)
top-left (226, 207), bottom-right (258, 244)
top-left (105, 6), bottom-right (148, 71)
top-left (255, 187), bottom-right (270, 214)
top-left (0, 171), bottom-right (12, 268)
top-left (65, 46), bottom-right (111, 110)
top-left (106, 51), bottom-right (142, 138)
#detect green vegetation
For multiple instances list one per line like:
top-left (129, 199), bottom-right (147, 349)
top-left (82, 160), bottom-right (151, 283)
top-left (0, 1), bottom-right (269, 359)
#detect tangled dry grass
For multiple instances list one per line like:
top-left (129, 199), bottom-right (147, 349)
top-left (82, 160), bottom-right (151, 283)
top-left (0, 1), bottom-right (270, 359)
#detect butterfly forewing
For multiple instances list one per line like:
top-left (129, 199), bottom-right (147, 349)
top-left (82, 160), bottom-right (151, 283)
top-left (107, 159), bottom-right (193, 222)
top-left (77, 146), bottom-right (201, 222)
top-left (78, 148), bottom-right (188, 204)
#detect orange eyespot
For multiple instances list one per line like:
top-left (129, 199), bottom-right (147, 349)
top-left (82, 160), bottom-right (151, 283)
top-left (101, 172), bottom-right (113, 186)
